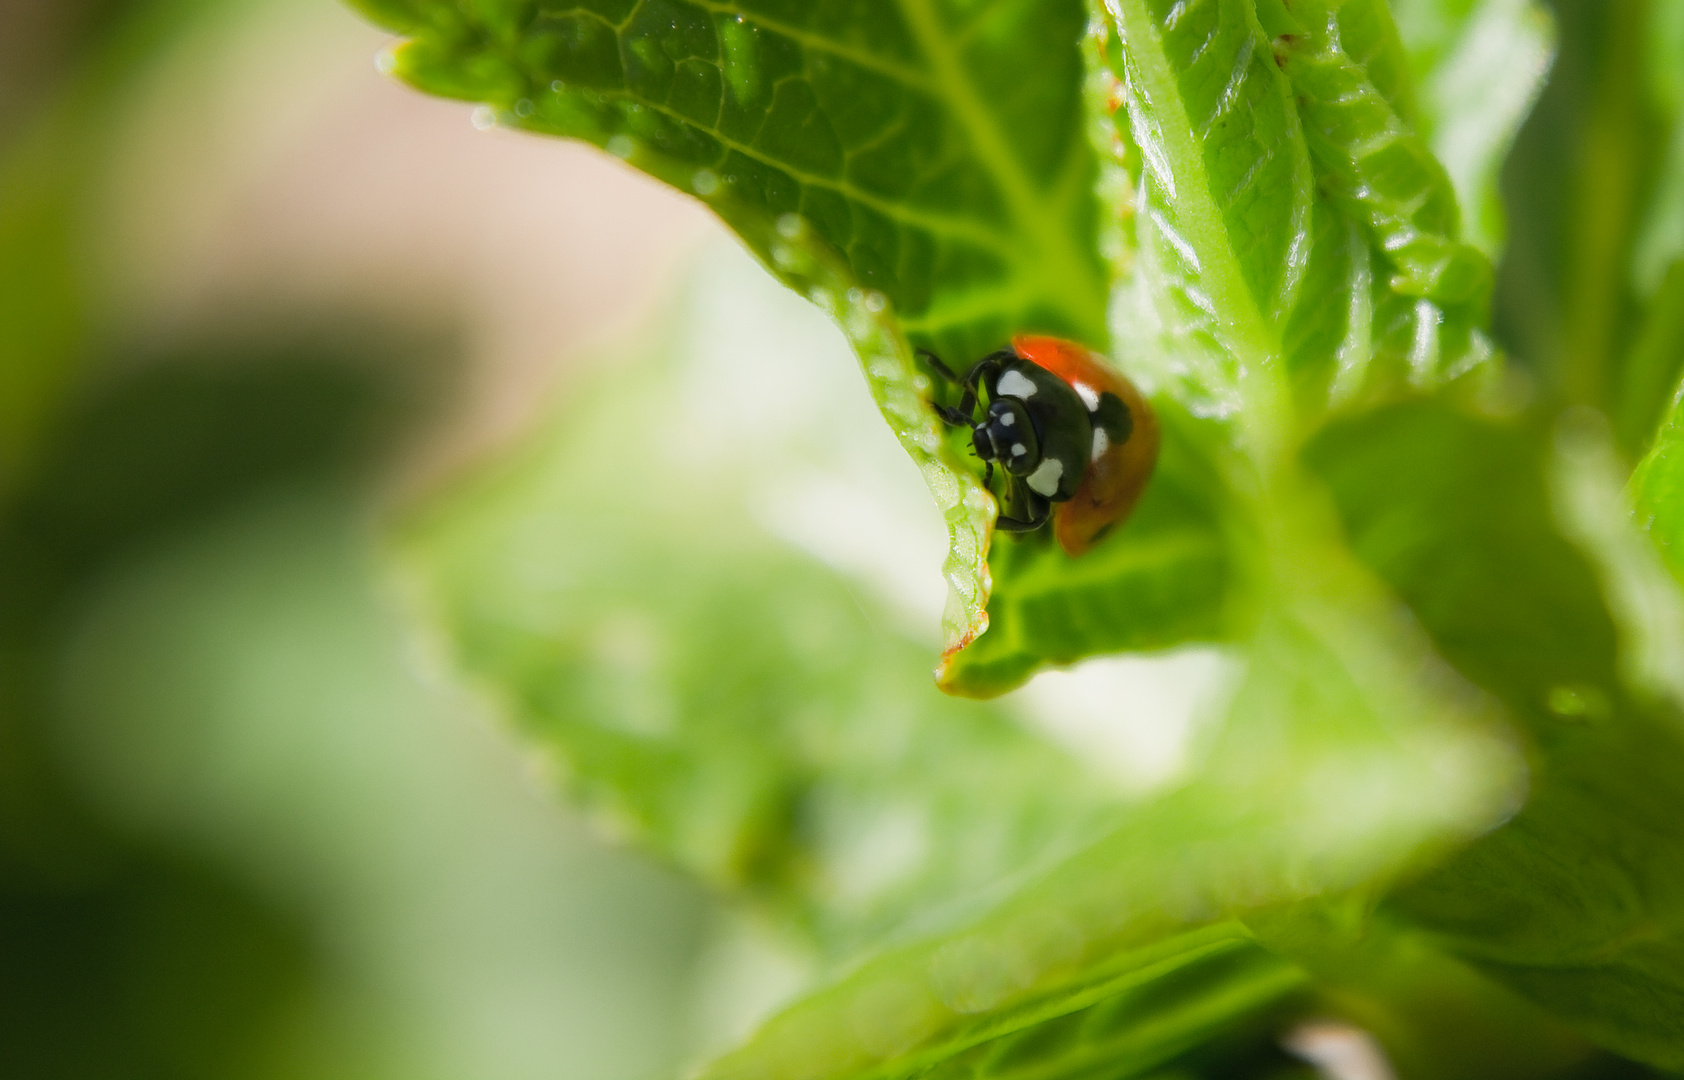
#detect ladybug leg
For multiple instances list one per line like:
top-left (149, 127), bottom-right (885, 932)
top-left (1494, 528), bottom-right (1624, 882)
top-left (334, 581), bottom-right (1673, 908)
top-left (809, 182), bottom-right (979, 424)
top-left (934, 404), bottom-right (973, 427)
top-left (994, 513), bottom-right (1046, 533)
top-left (919, 348), bottom-right (979, 426)
top-left (982, 460), bottom-right (994, 490)
top-left (993, 484), bottom-right (1050, 533)
top-left (915, 348), bottom-right (960, 383)
top-left (960, 349), bottom-right (1016, 381)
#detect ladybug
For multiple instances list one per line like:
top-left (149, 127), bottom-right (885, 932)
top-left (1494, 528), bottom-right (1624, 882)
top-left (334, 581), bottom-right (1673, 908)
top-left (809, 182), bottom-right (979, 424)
top-left (922, 335), bottom-right (1159, 558)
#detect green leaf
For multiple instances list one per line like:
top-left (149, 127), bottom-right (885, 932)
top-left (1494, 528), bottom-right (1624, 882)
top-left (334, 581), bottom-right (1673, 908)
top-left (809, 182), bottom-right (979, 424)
top-left (1305, 400), bottom-right (1684, 1070)
top-left (1094, 0), bottom-right (1500, 439)
top-left (1095, 0), bottom-right (1307, 422)
top-left (349, 0), bottom-right (1115, 656)
top-left (967, 0), bottom-right (1523, 688)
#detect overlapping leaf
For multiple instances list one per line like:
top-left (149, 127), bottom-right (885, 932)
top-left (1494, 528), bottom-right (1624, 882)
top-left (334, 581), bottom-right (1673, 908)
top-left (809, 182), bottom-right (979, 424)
top-left (1306, 401), bottom-right (1684, 1069)
top-left (698, 571), bottom-right (1519, 1080)
top-left (1095, 0), bottom-right (1512, 425)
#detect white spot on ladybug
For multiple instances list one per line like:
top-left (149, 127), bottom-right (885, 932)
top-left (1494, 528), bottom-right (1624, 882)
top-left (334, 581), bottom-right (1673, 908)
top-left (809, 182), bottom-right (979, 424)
top-left (1091, 427), bottom-right (1110, 462)
top-left (1073, 382), bottom-right (1100, 411)
top-left (1011, 443), bottom-right (1027, 458)
top-left (1027, 458), bottom-right (1063, 496)
top-left (1000, 411), bottom-right (1016, 426)
top-left (996, 370), bottom-right (1037, 399)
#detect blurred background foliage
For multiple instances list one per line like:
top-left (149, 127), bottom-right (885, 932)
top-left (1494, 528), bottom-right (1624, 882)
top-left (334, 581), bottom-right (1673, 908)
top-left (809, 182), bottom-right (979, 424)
top-left (2, 0), bottom-right (1683, 1078)
top-left (0, 1), bottom-right (1205, 1076)
top-left (1, 2), bottom-right (713, 1077)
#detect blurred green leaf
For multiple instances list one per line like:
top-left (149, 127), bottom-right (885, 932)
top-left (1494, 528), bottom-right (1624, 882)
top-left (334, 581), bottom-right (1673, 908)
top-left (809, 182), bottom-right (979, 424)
top-left (1305, 400), bottom-right (1684, 1069)
top-left (0, 123), bottom-right (88, 494)
top-left (1618, 0), bottom-right (1684, 454)
top-left (400, 252), bottom-right (1516, 1076)
top-left (1613, 263), bottom-right (1684, 457)
top-left (397, 337), bottom-right (1127, 955)
top-left (1494, 1), bottom-right (1676, 436)
top-left (697, 574), bottom-right (1517, 1079)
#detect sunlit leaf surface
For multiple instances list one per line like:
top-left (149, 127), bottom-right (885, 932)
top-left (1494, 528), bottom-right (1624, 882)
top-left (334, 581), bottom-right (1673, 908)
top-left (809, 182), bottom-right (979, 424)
top-left (1096, 0), bottom-right (1501, 423)
top-left (349, 0), bottom-right (1122, 653)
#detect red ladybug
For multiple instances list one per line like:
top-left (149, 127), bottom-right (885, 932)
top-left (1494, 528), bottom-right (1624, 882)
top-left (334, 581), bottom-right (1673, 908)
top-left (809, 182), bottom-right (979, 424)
top-left (923, 335), bottom-right (1159, 557)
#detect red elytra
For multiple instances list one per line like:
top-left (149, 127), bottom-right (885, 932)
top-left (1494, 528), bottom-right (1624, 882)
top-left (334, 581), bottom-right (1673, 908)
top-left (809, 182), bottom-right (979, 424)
top-left (1009, 335), bottom-right (1160, 558)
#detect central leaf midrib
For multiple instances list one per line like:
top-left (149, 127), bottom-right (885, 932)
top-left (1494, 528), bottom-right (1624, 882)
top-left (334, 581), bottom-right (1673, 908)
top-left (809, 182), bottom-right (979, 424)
top-left (893, 0), bottom-right (1106, 336)
top-left (1107, 0), bottom-right (1279, 372)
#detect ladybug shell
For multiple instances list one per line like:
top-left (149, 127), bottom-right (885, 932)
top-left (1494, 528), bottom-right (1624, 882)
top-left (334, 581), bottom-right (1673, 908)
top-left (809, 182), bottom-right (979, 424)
top-left (1011, 335), bottom-right (1160, 558)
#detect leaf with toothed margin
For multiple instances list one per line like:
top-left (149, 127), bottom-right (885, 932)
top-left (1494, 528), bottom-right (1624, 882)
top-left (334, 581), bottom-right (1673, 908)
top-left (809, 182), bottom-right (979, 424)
top-left (1092, 0), bottom-right (1502, 424)
top-left (1267, 0), bottom-right (1493, 308)
top-left (939, 403), bottom-right (1236, 697)
top-left (1387, 0), bottom-right (1555, 259)
top-left (343, 0), bottom-right (1113, 655)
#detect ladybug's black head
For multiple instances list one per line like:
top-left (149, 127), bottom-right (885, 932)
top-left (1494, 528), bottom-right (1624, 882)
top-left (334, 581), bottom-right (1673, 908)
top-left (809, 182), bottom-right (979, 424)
top-left (972, 398), bottom-right (1040, 477)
